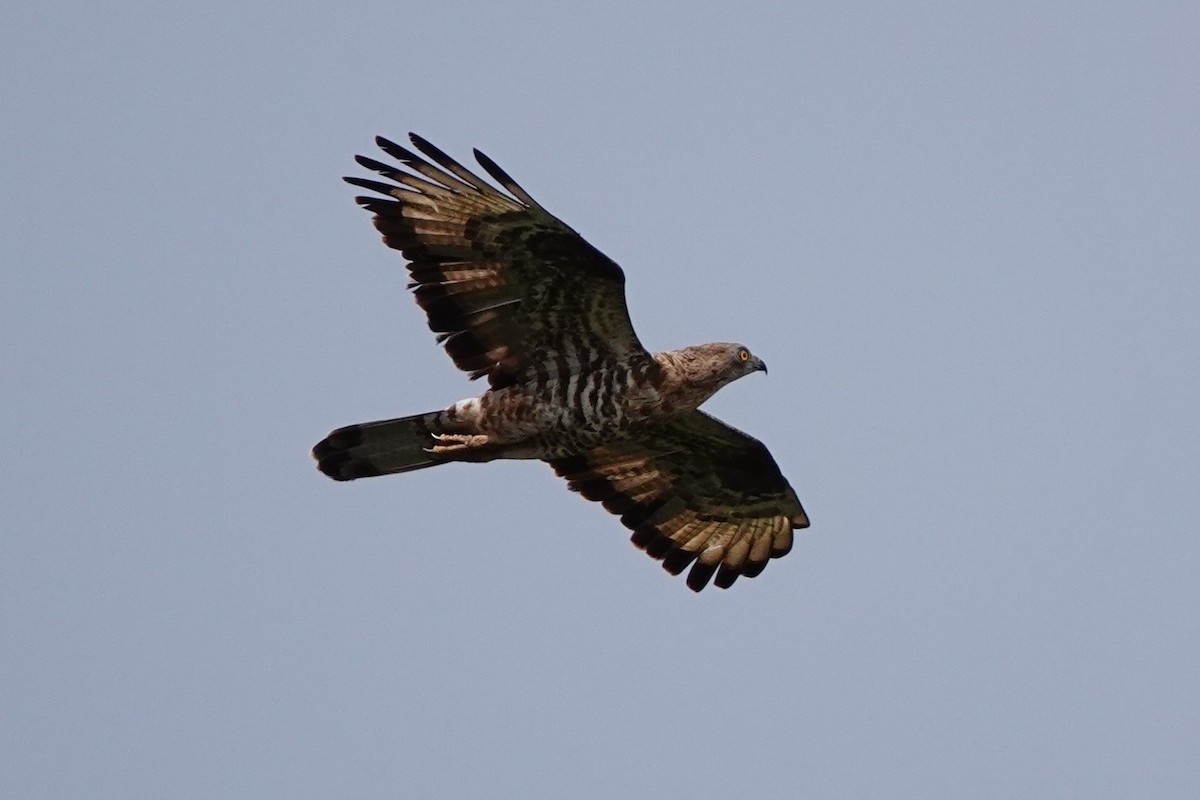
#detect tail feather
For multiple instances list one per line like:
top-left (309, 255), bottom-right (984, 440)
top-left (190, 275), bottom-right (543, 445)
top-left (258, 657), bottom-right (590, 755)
top-left (313, 411), bottom-right (445, 481)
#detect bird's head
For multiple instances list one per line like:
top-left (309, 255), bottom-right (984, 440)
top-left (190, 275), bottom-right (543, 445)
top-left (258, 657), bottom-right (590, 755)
top-left (728, 343), bottom-right (768, 377)
top-left (660, 342), bottom-right (769, 410)
top-left (687, 342), bottom-right (768, 383)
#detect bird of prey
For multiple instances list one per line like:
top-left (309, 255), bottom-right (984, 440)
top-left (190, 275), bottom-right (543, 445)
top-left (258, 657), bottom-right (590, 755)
top-left (312, 134), bottom-right (809, 591)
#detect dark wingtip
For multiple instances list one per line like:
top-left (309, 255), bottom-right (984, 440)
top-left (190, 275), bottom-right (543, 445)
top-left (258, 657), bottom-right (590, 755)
top-left (741, 559), bottom-right (768, 579)
top-left (375, 135), bottom-right (420, 164)
top-left (344, 175), bottom-right (398, 195)
top-left (407, 133), bottom-right (455, 169)
top-left (793, 505), bottom-right (811, 529)
top-left (355, 155), bottom-right (395, 173)
top-left (644, 534), bottom-right (673, 559)
top-left (473, 146), bottom-right (540, 209)
top-left (629, 526), bottom-right (656, 550)
top-left (686, 561), bottom-right (718, 592)
top-left (713, 566), bottom-right (740, 589)
top-left (473, 147), bottom-right (504, 179)
top-left (661, 549), bottom-right (698, 576)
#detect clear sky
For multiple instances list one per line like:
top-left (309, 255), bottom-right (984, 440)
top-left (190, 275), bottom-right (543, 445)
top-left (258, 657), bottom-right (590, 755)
top-left (4, 2), bottom-right (1198, 798)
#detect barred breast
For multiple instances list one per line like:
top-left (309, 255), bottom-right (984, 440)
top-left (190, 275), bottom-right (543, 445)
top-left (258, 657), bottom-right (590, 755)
top-left (477, 352), bottom-right (665, 457)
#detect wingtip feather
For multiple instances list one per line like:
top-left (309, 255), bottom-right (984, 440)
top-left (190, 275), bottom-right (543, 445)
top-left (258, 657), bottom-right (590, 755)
top-left (376, 135), bottom-right (420, 164)
top-left (473, 147), bottom-right (543, 209)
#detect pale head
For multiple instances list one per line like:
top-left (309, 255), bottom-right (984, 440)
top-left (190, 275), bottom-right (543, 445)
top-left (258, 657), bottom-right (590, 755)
top-left (655, 342), bottom-right (768, 412)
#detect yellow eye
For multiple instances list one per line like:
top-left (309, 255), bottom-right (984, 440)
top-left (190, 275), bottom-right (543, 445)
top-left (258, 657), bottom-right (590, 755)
top-left (738, 348), bottom-right (750, 362)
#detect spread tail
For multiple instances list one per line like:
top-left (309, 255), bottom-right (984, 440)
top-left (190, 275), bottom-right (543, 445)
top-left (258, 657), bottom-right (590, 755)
top-left (312, 411), bottom-right (446, 481)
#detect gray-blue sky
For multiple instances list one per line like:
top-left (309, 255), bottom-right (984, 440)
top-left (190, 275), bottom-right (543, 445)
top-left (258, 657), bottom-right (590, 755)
top-left (4, 2), bottom-right (1198, 797)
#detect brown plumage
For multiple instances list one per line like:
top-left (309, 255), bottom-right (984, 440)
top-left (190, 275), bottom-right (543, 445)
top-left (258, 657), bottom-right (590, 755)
top-left (313, 134), bottom-right (809, 591)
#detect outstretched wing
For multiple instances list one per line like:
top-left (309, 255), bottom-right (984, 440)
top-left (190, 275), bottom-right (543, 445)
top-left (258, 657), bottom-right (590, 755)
top-left (346, 134), bottom-right (646, 388)
top-left (549, 411), bottom-right (809, 591)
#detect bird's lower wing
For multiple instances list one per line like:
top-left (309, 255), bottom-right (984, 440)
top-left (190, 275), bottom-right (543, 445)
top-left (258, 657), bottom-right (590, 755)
top-left (548, 411), bottom-right (808, 591)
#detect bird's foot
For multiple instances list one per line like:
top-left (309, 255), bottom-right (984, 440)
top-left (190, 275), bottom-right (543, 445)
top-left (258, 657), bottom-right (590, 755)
top-left (425, 432), bottom-right (491, 456)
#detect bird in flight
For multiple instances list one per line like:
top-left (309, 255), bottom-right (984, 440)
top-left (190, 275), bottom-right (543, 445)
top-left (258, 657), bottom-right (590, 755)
top-left (313, 135), bottom-right (809, 591)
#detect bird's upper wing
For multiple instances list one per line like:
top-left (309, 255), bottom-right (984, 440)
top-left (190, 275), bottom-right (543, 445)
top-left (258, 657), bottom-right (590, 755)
top-left (549, 411), bottom-right (809, 591)
top-left (346, 134), bottom-right (646, 388)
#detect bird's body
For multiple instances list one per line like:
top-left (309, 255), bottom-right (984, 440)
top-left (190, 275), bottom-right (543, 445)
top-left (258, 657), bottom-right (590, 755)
top-left (441, 348), bottom-right (667, 459)
top-left (314, 134), bottom-right (809, 591)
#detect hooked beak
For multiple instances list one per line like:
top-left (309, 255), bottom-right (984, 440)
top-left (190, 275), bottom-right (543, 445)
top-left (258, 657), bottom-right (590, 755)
top-left (754, 356), bottom-right (768, 375)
